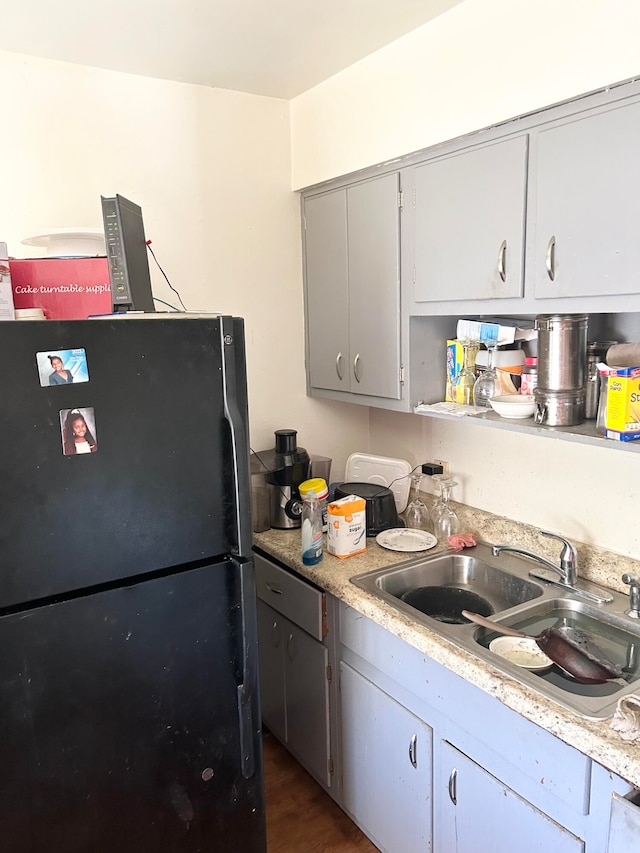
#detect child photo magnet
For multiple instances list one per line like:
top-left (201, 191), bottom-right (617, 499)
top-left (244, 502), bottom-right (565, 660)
top-left (37, 348), bottom-right (89, 387)
top-left (59, 407), bottom-right (98, 456)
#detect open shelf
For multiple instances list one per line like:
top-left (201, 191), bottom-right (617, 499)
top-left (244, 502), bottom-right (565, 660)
top-left (413, 405), bottom-right (640, 454)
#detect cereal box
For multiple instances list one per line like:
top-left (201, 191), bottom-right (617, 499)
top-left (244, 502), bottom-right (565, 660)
top-left (326, 495), bottom-right (366, 558)
top-left (605, 366), bottom-right (640, 442)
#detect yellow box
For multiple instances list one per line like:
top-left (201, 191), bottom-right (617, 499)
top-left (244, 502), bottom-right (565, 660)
top-left (605, 366), bottom-right (640, 441)
top-left (446, 340), bottom-right (463, 402)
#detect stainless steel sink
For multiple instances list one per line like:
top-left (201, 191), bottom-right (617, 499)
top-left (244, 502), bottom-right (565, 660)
top-left (351, 542), bottom-right (640, 719)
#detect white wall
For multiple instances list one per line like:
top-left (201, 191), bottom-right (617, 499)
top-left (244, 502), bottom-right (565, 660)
top-left (0, 50), bottom-right (367, 477)
top-left (290, 0), bottom-right (640, 559)
top-left (291, 0), bottom-right (640, 188)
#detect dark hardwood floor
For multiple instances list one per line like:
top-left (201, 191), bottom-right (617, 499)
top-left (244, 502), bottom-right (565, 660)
top-left (263, 732), bottom-right (379, 853)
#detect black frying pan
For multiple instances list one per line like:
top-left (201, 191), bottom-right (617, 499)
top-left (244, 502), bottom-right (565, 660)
top-left (461, 610), bottom-right (624, 684)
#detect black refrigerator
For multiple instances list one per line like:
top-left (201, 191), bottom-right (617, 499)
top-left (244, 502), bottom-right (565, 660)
top-left (0, 315), bottom-right (266, 852)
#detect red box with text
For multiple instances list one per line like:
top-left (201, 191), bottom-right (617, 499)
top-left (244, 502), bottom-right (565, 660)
top-left (9, 258), bottom-right (111, 319)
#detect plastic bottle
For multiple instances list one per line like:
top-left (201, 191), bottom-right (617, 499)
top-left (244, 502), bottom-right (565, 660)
top-left (300, 484), bottom-right (324, 566)
top-left (520, 357), bottom-right (538, 396)
top-left (299, 477), bottom-right (329, 532)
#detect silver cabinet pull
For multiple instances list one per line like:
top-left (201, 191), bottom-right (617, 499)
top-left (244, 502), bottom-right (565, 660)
top-left (353, 353), bottom-right (361, 383)
top-left (448, 768), bottom-right (458, 805)
top-left (546, 235), bottom-right (556, 281)
top-left (497, 239), bottom-right (507, 282)
top-left (408, 734), bottom-right (418, 768)
top-left (265, 582), bottom-right (283, 595)
top-left (286, 632), bottom-right (295, 661)
top-left (271, 621), bottom-right (281, 648)
top-left (335, 352), bottom-right (344, 380)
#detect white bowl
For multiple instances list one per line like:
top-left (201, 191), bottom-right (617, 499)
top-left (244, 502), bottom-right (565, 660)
top-left (488, 636), bottom-right (553, 672)
top-left (489, 394), bottom-right (536, 419)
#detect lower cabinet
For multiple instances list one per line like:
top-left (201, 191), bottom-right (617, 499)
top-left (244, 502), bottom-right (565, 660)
top-left (257, 599), bottom-right (331, 786)
top-left (254, 551), bottom-right (336, 793)
top-left (340, 662), bottom-right (432, 853)
top-left (437, 741), bottom-right (584, 853)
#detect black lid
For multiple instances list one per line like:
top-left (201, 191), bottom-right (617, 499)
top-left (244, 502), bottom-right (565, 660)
top-left (274, 429), bottom-right (298, 453)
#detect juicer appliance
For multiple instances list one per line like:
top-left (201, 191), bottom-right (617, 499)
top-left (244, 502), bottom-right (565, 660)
top-left (255, 429), bottom-right (310, 529)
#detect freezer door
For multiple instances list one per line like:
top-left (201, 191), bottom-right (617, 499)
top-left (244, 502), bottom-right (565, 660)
top-left (0, 559), bottom-right (265, 853)
top-left (0, 316), bottom-right (252, 607)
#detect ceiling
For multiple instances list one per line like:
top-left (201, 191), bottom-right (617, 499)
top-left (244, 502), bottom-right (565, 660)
top-left (3, 0), bottom-right (463, 99)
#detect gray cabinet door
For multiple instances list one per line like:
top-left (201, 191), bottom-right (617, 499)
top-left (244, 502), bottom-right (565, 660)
top-left (413, 135), bottom-right (527, 302)
top-left (304, 188), bottom-right (350, 392)
top-left (303, 173), bottom-right (402, 400)
top-left (285, 622), bottom-right (331, 788)
top-left (347, 173), bottom-right (402, 399)
top-left (532, 99), bottom-right (640, 299)
top-left (256, 599), bottom-right (286, 742)
top-left (340, 661), bottom-right (432, 853)
top-left (437, 742), bottom-right (584, 853)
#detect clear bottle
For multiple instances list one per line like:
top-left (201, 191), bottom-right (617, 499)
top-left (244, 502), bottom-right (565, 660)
top-left (301, 488), bottom-right (323, 565)
top-left (455, 340), bottom-right (480, 405)
top-left (299, 477), bottom-right (329, 532)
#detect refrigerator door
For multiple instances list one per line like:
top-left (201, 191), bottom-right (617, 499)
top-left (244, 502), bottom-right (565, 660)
top-left (0, 559), bottom-right (266, 853)
top-left (0, 316), bottom-right (251, 608)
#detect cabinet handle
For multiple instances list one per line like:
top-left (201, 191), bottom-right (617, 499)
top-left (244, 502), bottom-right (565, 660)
top-left (497, 239), bottom-right (507, 282)
top-left (265, 582), bottom-right (283, 595)
top-left (448, 768), bottom-right (458, 805)
top-left (353, 353), bottom-right (361, 383)
top-left (271, 621), bottom-right (281, 649)
top-left (336, 352), bottom-right (344, 380)
top-left (286, 632), bottom-right (295, 661)
top-left (408, 734), bottom-right (418, 768)
top-left (545, 235), bottom-right (556, 281)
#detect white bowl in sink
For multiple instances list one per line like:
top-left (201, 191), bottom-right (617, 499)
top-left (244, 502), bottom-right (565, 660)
top-left (489, 394), bottom-right (536, 419)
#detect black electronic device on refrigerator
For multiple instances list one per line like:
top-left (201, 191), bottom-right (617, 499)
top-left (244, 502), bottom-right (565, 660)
top-left (0, 315), bottom-right (266, 853)
top-left (101, 194), bottom-right (156, 313)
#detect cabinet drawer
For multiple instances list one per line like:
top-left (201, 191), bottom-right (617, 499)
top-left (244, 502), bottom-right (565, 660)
top-left (254, 553), bottom-right (325, 640)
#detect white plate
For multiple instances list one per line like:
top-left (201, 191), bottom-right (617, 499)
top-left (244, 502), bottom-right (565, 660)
top-left (488, 636), bottom-right (553, 672)
top-left (345, 453), bottom-right (413, 513)
top-left (22, 228), bottom-right (106, 257)
top-left (375, 528), bottom-right (437, 552)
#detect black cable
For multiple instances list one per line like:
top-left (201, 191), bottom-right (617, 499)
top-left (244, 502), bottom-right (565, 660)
top-left (153, 296), bottom-right (181, 312)
top-left (146, 242), bottom-right (188, 311)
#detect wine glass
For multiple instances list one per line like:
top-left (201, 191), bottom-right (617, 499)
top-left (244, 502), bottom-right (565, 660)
top-left (455, 340), bottom-right (480, 405)
top-left (431, 475), bottom-right (460, 540)
top-left (402, 473), bottom-right (431, 531)
top-left (473, 341), bottom-right (499, 407)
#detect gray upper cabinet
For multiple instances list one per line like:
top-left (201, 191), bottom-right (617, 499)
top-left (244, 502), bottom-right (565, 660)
top-left (303, 172), bottom-right (402, 401)
top-left (531, 98), bottom-right (640, 300)
top-left (413, 135), bottom-right (528, 302)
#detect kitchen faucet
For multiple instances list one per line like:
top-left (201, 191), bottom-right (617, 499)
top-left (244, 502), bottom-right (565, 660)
top-left (491, 531), bottom-right (612, 604)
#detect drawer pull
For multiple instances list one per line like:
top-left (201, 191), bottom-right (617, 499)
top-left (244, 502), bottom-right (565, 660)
top-left (498, 239), bottom-right (507, 282)
top-left (409, 734), bottom-right (418, 768)
top-left (265, 582), bottom-right (283, 595)
top-left (448, 768), bottom-right (458, 805)
top-left (546, 235), bottom-right (556, 281)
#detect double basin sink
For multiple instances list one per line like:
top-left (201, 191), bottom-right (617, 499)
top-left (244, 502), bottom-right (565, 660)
top-left (351, 542), bottom-right (640, 720)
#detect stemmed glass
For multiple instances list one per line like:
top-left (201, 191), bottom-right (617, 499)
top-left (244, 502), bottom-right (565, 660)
top-left (473, 341), bottom-right (499, 407)
top-left (455, 340), bottom-right (480, 405)
top-left (402, 473), bottom-right (431, 531)
top-left (431, 475), bottom-right (460, 540)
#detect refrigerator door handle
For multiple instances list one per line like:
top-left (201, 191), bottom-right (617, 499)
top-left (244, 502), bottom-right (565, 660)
top-left (219, 316), bottom-right (252, 559)
top-left (237, 559), bottom-right (259, 780)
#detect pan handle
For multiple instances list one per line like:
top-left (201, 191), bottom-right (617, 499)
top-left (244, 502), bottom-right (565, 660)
top-left (461, 610), bottom-right (527, 638)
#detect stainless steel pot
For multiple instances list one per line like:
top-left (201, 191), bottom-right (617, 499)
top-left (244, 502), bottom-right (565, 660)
top-left (534, 387), bottom-right (585, 426)
top-left (535, 314), bottom-right (588, 392)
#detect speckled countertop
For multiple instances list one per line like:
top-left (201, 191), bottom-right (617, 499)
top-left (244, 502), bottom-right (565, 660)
top-left (253, 499), bottom-right (640, 790)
